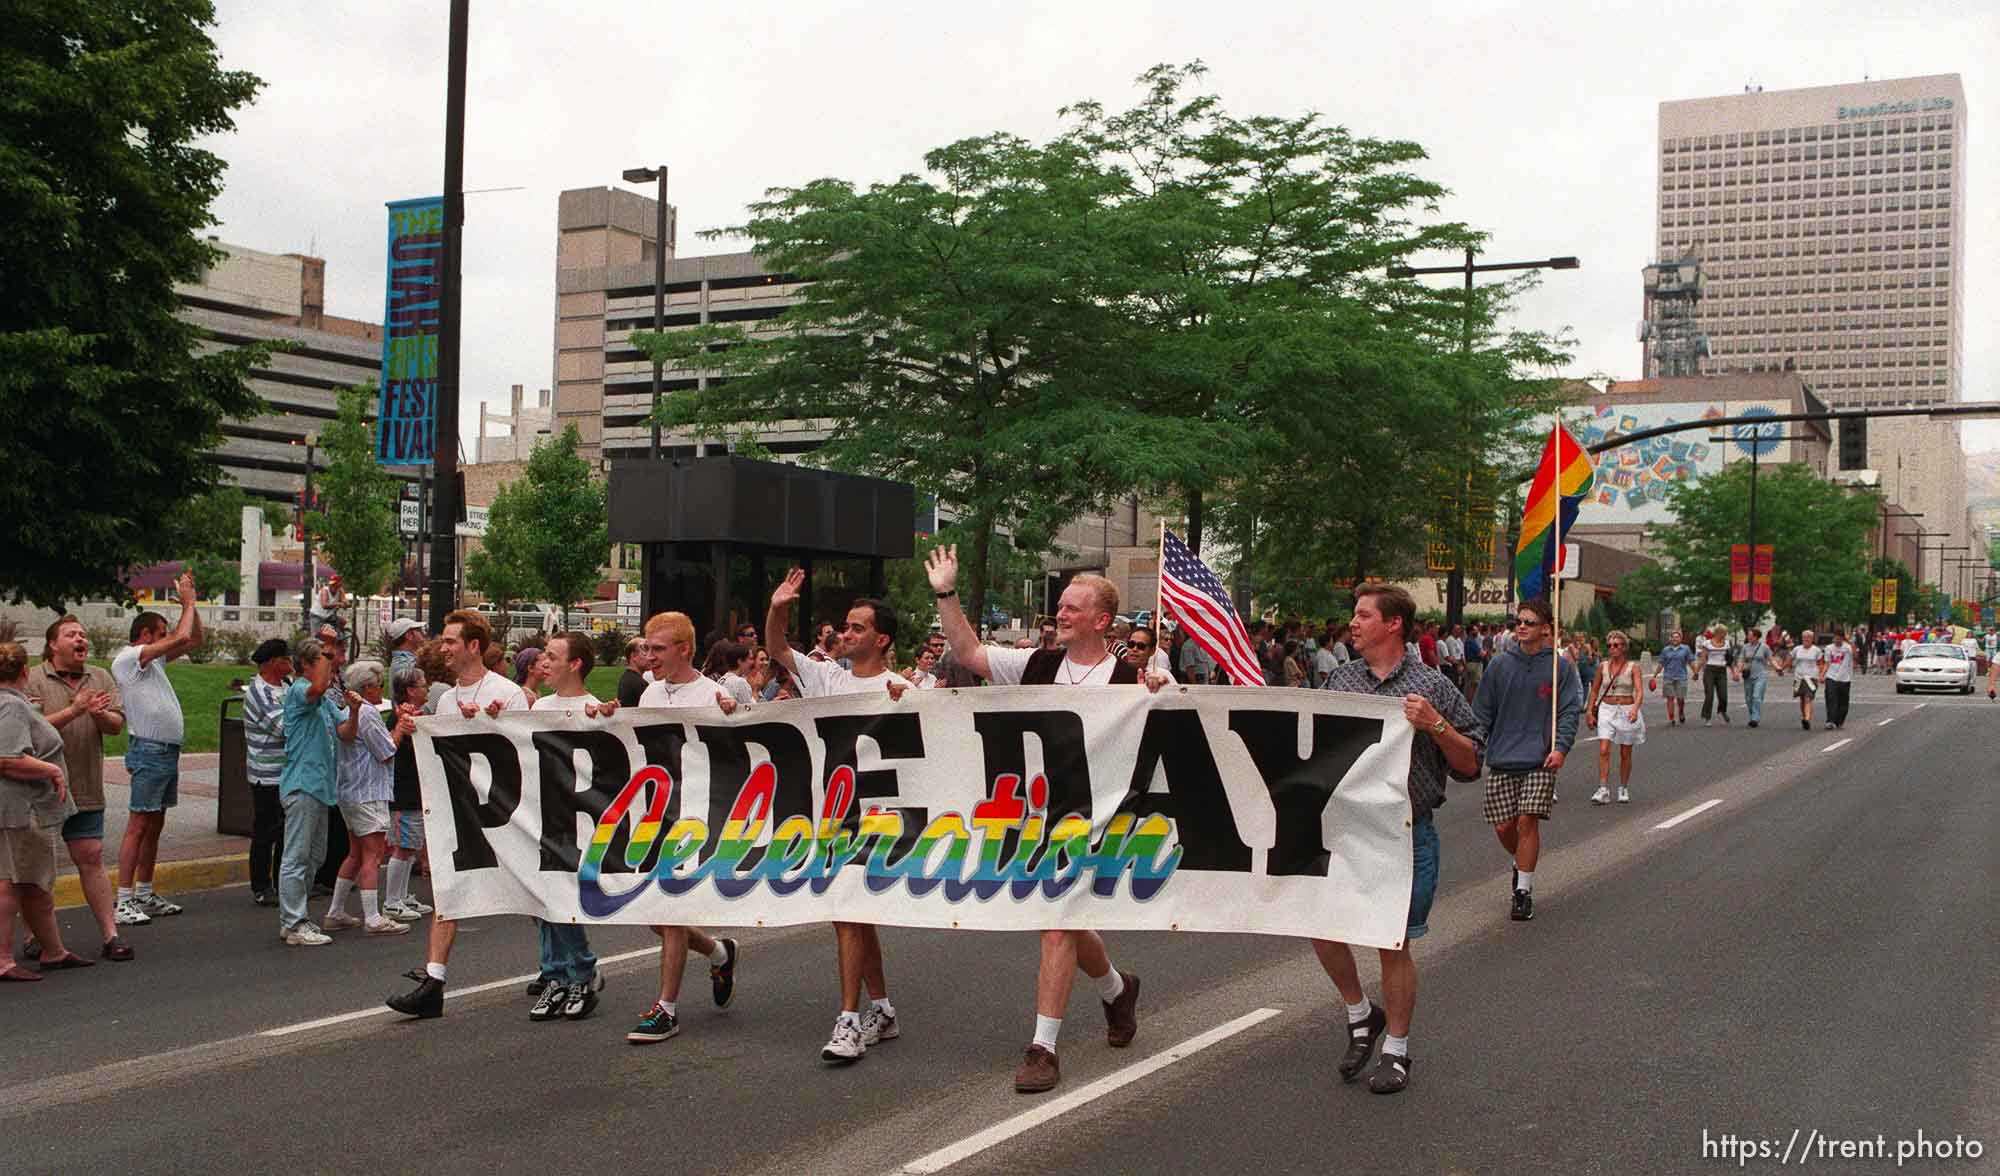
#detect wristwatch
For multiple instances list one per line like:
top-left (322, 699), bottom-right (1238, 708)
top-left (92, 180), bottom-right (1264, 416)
top-left (1429, 718), bottom-right (1447, 736)
top-left (934, 590), bottom-right (957, 600)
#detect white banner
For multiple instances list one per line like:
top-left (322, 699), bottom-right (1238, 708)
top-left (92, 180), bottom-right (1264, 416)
top-left (412, 685), bottom-right (1419, 948)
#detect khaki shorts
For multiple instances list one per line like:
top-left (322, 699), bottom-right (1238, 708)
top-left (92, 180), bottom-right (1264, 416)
top-left (0, 823), bottom-right (60, 890)
top-left (339, 800), bottom-right (392, 838)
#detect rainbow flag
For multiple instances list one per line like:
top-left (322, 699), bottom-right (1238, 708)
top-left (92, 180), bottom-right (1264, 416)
top-left (1514, 421), bottom-right (1595, 602)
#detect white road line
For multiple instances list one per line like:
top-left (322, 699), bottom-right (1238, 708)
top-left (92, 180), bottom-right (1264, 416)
top-left (895, 1007), bottom-right (1285, 1174)
top-left (1877, 716), bottom-right (1896, 726)
top-left (260, 945), bottom-right (659, 1038)
top-left (1914, 702), bottom-right (1928, 710)
top-left (1652, 799), bottom-right (1723, 831)
top-left (1822, 738), bottom-right (1853, 753)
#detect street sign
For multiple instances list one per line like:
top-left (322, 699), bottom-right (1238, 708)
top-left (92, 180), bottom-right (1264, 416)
top-left (455, 505), bottom-right (488, 538)
top-left (398, 498), bottom-right (420, 538)
top-left (1557, 542), bottom-right (1580, 580)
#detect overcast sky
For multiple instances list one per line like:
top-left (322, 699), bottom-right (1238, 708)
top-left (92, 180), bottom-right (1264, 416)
top-left (200, 0), bottom-right (1999, 454)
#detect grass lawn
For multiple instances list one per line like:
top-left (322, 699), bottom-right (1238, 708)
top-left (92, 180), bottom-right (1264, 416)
top-left (95, 661), bottom-right (631, 755)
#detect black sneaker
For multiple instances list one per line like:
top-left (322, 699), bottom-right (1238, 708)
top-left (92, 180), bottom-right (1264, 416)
top-left (711, 938), bottom-right (738, 1008)
top-left (1338, 1003), bottom-right (1386, 1081)
top-left (251, 889), bottom-right (276, 906)
top-left (526, 977), bottom-right (551, 998)
top-left (562, 975), bottom-right (600, 1021)
top-left (529, 983), bottom-right (568, 1022)
top-left (1748, 720), bottom-right (1758, 728)
top-left (1510, 889), bottom-right (1534, 921)
top-left (387, 976), bottom-right (445, 1019)
top-left (1368, 1051), bottom-right (1413, 1094)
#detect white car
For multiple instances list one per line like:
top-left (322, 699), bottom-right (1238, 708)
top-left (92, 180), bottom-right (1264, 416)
top-left (1895, 643), bottom-right (1975, 694)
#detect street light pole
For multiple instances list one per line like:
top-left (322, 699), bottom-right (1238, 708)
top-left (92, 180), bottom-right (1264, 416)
top-left (622, 164), bottom-right (670, 619)
top-left (426, 0), bottom-right (469, 634)
top-left (1387, 250), bottom-right (1578, 626)
top-left (298, 437), bottom-right (317, 632)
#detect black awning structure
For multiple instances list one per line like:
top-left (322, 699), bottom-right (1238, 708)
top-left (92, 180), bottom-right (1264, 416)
top-left (608, 455), bottom-right (916, 647)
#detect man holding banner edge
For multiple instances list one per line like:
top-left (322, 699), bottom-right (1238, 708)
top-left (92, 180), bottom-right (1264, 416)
top-left (926, 544), bottom-right (1163, 1095)
top-left (1315, 583), bottom-right (1484, 1094)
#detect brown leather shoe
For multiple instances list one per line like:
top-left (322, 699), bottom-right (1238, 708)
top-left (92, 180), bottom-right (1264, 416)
top-left (1102, 970), bottom-right (1140, 1047)
top-left (1013, 1044), bottom-right (1059, 1093)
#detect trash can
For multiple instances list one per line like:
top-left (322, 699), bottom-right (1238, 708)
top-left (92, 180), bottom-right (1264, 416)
top-left (217, 695), bottom-right (254, 837)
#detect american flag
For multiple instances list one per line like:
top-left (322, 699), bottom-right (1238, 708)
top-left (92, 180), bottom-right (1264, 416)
top-left (1159, 530), bottom-right (1265, 687)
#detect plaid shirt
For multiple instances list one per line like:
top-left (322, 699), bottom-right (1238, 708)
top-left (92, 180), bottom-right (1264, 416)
top-left (1321, 651), bottom-right (1484, 824)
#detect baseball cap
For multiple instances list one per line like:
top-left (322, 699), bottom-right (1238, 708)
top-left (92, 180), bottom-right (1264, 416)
top-left (386, 618), bottom-right (424, 642)
top-left (251, 638), bottom-right (293, 665)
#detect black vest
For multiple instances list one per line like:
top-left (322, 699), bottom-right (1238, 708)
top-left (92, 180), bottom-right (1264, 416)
top-left (1020, 647), bottom-right (1139, 685)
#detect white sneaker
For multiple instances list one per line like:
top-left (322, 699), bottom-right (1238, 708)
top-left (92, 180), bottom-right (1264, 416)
top-left (1616, 787), bottom-right (1631, 804)
top-left (365, 916), bottom-right (411, 934)
top-left (322, 911), bottom-right (363, 931)
top-left (859, 1006), bottom-right (900, 1045)
top-left (136, 892), bottom-right (183, 917)
top-left (284, 923), bottom-right (332, 946)
top-left (114, 898), bottom-right (152, 926)
top-left (1590, 785), bottom-right (1611, 805)
top-left (401, 897), bottom-right (434, 916)
top-left (821, 1017), bottom-right (866, 1063)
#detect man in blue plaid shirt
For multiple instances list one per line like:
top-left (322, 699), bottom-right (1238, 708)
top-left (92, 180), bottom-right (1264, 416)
top-left (1314, 584), bottom-right (1483, 1094)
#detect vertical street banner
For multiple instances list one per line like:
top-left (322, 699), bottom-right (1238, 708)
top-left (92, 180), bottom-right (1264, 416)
top-left (376, 196), bottom-right (444, 466)
top-left (1751, 544), bottom-right (1773, 605)
top-left (1730, 543), bottom-right (1751, 603)
top-left (1870, 580), bottom-right (1885, 615)
top-left (1882, 578), bottom-right (1898, 615)
top-left (411, 686), bottom-right (1422, 949)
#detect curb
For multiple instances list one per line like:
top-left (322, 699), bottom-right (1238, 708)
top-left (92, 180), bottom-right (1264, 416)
top-left (53, 854), bottom-right (249, 911)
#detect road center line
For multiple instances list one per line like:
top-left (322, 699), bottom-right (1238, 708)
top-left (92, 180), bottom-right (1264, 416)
top-left (894, 1007), bottom-right (1284, 1174)
top-left (1822, 738), bottom-right (1853, 753)
top-left (1652, 798), bottom-right (1723, 831)
top-left (1877, 716), bottom-right (1896, 726)
top-left (260, 945), bottom-right (659, 1037)
top-left (1914, 702), bottom-right (1928, 710)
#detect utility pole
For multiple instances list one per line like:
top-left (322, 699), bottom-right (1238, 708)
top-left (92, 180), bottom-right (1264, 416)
top-left (1388, 249), bottom-right (1579, 627)
top-left (426, 0), bottom-right (468, 634)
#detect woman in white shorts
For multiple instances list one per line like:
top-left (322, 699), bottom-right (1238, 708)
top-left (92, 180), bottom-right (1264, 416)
top-left (322, 661), bottom-right (409, 935)
top-left (1588, 631), bottom-right (1646, 805)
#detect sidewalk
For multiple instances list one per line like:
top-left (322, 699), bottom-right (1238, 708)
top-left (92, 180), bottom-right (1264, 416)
top-left (54, 753), bottom-right (250, 909)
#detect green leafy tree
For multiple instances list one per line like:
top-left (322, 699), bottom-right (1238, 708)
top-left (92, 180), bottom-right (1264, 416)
top-left (1617, 464), bottom-right (1877, 634)
top-left (165, 485), bottom-right (287, 599)
top-left (314, 387), bottom-right (402, 597)
top-left (0, 0), bottom-right (267, 608)
top-left (467, 425), bottom-right (607, 625)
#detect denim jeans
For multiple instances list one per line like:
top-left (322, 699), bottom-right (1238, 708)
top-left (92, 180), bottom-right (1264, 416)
top-left (1743, 672), bottom-right (1767, 724)
top-left (537, 919), bottom-right (598, 984)
top-left (279, 790), bottom-right (330, 932)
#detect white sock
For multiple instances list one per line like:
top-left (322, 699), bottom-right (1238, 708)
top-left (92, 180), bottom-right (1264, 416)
top-left (329, 877), bottom-right (354, 914)
top-left (1096, 968), bottom-right (1125, 1003)
top-left (1346, 998), bottom-right (1373, 1023)
top-left (135, 882), bottom-right (154, 900)
top-left (425, 962), bottom-right (447, 982)
top-left (1033, 1014), bottom-right (1062, 1052)
top-left (1516, 870), bottom-right (1534, 893)
top-left (838, 1009), bottom-right (862, 1027)
top-left (117, 886), bottom-right (132, 903)
top-left (1382, 1033), bottom-right (1410, 1058)
top-left (706, 942), bottom-right (730, 965)
top-left (361, 890), bottom-right (380, 922)
top-left (385, 858), bottom-right (411, 905)
top-left (657, 999), bottom-right (677, 1017)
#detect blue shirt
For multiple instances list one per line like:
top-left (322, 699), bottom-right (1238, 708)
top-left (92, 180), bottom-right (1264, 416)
top-left (1657, 643), bottom-right (1694, 682)
top-left (279, 677), bottom-right (346, 804)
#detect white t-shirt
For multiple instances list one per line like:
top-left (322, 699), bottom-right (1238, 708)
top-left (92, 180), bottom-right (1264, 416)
top-left (1961, 638), bottom-right (1980, 659)
top-left (1900, 637), bottom-right (1918, 655)
top-left (435, 669), bottom-right (531, 716)
top-left (1790, 644), bottom-right (1825, 680)
top-left (639, 672), bottom-right (733, 710)
top-left (1823, 642), bottom-right (1855, 683)
top-left (718, 672), bottom-right (757, 710)
top-left (1698, 638), bottom-right (1730, 667)
top-left (791, 655), bottom-right (911, 698)
top-left (984, 645), bottom-right (1119, 687)
top-left (111, 644), bottom-right (184, 744)
top-left (532, 688), bottom-right (606, 711)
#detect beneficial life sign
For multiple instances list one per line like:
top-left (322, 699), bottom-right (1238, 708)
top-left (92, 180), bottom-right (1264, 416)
top-left (376, 197), bottom-right (443, 466)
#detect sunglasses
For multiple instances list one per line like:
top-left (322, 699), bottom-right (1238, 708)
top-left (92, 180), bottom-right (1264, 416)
top-left (1514, 618), bottom-right (1541, 628)
top-left (1130, 642), bottom-right (1152, 651)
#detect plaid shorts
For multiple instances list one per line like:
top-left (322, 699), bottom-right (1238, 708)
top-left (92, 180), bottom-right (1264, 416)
top-left (1484, 769), bottom-right (1558, 824)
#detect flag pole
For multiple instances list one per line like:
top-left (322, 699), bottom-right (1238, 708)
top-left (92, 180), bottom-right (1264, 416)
top-left (1156, 519), bottom-right (1167, 626)
top-left (1548, 426), bottom-right (1563, 757)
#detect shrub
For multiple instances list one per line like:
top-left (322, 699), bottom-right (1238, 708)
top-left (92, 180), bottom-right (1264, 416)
top-left (85, 625), bottom-right (129, 659)
top-left (593, 627), bottom-right (628, 666)
top-left (208, 628), bottom-right (264, 665)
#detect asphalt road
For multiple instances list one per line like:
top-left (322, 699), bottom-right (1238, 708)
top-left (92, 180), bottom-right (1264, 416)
top-left (3, 674), bottom-right (1993, 1176)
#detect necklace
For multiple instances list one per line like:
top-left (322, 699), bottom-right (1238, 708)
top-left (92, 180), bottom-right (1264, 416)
top-left (1060, 652), bottom-right (1109, 685)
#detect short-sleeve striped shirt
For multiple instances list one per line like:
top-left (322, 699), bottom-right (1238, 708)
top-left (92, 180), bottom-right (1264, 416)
top-left (241, 676), bottom-right (287, 787)
top-left (1320, 651), bottom-right (1484, 824)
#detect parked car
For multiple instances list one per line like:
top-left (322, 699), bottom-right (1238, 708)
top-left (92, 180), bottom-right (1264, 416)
top-left (1895, 643), bottom-right (1975, 694)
